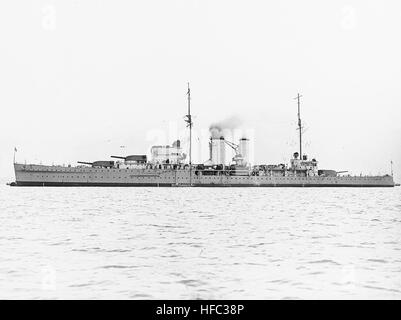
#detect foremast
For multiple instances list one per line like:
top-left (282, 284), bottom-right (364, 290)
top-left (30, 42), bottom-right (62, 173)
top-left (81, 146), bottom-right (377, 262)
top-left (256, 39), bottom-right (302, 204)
top-left (185, 83), bottom-right (193, 185)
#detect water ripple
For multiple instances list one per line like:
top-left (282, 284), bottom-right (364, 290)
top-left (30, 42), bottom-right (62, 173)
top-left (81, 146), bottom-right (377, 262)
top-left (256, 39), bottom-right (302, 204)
top-left (1, 186), bottom-right (400, 299)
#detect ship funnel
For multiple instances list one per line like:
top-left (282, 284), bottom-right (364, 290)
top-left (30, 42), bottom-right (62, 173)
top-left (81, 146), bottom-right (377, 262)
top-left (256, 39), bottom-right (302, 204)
top-left (210, 136), bottom-right (226, 165)
top-left (238, 138), bottom-right (250, 166)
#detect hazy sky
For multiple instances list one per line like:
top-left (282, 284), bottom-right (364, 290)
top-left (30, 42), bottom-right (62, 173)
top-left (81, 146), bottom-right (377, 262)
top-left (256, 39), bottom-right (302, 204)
top-left (0, 0), bottom-right (400, 182)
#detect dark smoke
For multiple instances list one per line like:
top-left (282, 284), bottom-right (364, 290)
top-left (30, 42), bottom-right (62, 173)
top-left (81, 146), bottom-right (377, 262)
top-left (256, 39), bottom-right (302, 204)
top-left (209, 116), bottom-right (243, 139)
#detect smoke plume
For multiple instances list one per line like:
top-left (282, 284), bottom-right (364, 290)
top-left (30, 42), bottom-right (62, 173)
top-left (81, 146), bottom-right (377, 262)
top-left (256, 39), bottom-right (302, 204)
top-left (209, 116), bottom-right (243, 139)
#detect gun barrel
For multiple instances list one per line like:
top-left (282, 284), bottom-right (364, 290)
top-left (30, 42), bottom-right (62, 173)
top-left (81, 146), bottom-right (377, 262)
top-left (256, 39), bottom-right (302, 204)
top-left (77, 161), bottom-right (93, 165)
top-left (111, 156), bottom-right (126, 160)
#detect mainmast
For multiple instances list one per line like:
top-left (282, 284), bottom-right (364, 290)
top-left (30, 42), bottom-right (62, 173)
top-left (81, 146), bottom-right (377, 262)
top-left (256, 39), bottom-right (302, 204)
top-left (295, 93), bottom-right (303, 159)
top-left (185, 82), bottom-right (193, 185)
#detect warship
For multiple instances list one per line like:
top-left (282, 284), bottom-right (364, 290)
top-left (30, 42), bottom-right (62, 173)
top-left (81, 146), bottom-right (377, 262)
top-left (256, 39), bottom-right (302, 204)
top-left (11, 86), bottom-right (394, 187)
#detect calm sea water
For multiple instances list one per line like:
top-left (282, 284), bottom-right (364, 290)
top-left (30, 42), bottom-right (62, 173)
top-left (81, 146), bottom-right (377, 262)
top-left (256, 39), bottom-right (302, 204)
top-left (0, 183), bottom-right (400, 299)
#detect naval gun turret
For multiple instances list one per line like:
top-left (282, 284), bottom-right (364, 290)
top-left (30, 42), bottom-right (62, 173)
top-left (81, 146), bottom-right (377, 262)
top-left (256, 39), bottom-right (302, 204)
top-left (111, 155), bottom-right (147, 164)
top-left (77, 161), bottom-right (115, 168)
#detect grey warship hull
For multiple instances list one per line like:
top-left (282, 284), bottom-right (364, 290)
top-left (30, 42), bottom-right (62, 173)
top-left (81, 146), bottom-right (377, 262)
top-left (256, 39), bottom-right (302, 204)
top-left (11, 88), bottom-right (396, 188)
top-left (13, 164), bottom-right (395, 187)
